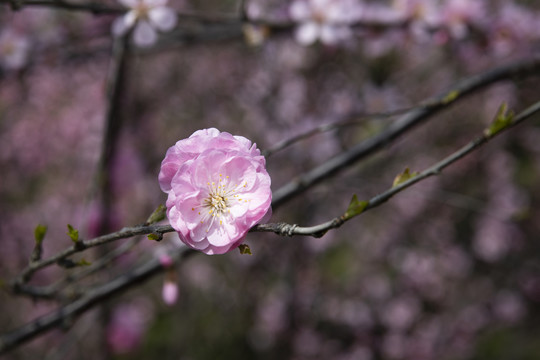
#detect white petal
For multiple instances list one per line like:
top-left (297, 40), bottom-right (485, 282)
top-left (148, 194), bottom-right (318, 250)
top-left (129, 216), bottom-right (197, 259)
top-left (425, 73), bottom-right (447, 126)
top-left (206, 226), bottom-right (231, 246)
top-left (295, 22), bottom-right (320, 45)
top-left (148, 7), bottom-right (178, 31)
top-left (133, 21), bottom-right (158, 46)
top-left (143, 0), bottom-right (168, 7)
top-left (112, 15), bottom-right (130, 36)
top-left (123, 11), bottom-right (138, 29)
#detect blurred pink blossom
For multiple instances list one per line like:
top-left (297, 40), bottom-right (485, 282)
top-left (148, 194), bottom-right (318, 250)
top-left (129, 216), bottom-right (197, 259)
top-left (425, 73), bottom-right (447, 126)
top-left (107, 300), bottom-right (154, 354)
top-left (289, 0), bottom-right (362, 45)
top-left (440, 0), bottom-right (485, 39)
top-left (112, 0), bottom-right (178, 47)
top-left (0, 29), bottom-right (29, 70)
top-left (392, 0), bottom-right (440, 40)
top-left (489, 3), bottom-right (540, 56)
top-left (380, 295), bottom-right (421, 330)
top-left (159, 128), bottom-right (272, 255)
top-left (158, 252), bottom-right (174, 267)
top-left (162, 280), bottom-right (179, 305)
top-left (493, 290), bottom-right (526, 324)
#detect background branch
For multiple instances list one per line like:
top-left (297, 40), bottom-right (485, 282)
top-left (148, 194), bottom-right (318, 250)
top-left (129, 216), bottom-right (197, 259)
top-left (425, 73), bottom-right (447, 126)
top-left (271, 57), bottom-right (540, 208)
top-left (1, 246), bottom-right (191, 355)
top-left (255, 100), bottom-right (540, 237)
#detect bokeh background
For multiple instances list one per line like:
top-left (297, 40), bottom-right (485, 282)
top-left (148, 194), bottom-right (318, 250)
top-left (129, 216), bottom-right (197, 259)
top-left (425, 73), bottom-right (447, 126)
top-left (1, 0), bottom-right (540, 359)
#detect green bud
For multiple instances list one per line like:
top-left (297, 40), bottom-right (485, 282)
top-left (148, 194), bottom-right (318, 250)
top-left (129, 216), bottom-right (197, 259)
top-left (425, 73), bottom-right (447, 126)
top-left (34, 224), bottom-right (47, 245)
top-left (238, 244), bottom-right (252, 255)
top-left (146, 204), bottom-right (167, 225)
top-left (67, 224), bottom-right (79, 243)
top-left (392, 168), bottom-right (418, 187)
top-left (344, 194), bottom-right (368, 220)
top-left (484, 103), bottom-right (514, 137)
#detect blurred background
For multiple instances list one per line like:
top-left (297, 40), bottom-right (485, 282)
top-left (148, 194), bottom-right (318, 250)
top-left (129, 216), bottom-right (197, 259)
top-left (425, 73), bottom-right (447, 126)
top-left (1, 0), bottom-right (540, 359)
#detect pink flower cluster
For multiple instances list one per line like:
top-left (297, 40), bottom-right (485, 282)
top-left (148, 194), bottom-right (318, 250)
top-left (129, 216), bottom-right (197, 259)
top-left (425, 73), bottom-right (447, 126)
top-left (159, 128), bottom-right (272, 255)
top-left (290, 0), bottom-right (363, 45)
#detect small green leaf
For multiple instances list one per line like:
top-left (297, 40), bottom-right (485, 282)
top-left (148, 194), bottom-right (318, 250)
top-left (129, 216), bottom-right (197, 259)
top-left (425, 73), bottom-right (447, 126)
top-left (344, 194), bottom-right (369, 220)
top-left (238, 244), bottom-right (252, 255)
top-left (484, 103), bottom-right (514, 137)
top-left (67, 224), bottom-right (79, 243)
top-left (34, 224), bottom-right (47, 245)
top-left (146, 204), bottom-right (167, 225)
top-left (442, 90), bottom-right (459, 104)
top-left (393, 168), bottom-right (418, 187)
top-left (147, 233), bottom-right (162, 241)
top-left (77, 258), bottom-right (91, 266)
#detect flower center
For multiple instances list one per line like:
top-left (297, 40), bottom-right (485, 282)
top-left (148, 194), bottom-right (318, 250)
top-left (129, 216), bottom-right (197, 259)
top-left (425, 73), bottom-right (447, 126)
top-left (134, 2), bottom-right (151, 20)
top-left (192, 174), bottom-right (250, 232)
top-left (206, 193), bottom-right (229, 214)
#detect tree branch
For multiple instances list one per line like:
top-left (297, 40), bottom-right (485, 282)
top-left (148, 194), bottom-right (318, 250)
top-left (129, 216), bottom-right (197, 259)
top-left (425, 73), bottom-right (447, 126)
top-left (1, 246), bottom-right (191, 355)
top-left (271, 56), bottom-right (540, 208)
top-left (13, 224), bottom-right (174, 286)
top-left (254, 100), bottom-right (540, 237)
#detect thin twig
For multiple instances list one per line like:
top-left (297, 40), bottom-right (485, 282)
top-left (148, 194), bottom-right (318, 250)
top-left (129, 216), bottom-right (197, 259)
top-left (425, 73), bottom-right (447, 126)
top-left (253, 100), bottom-right (540, 237)
top-left (15, 237), bottom-right (144, 300)
top-left (262, 104), bottom-right (434, 157)
top-left (13, 224), bottom-right (174, 286)
top-left (271, 56), bottom-right (540, 208)
top-left (0, 246), bottom-right (191, 355)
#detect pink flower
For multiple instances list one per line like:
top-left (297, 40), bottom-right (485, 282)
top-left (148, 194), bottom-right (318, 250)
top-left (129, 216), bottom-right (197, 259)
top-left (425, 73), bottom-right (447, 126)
top-left (159, 128), bottom-right (272, 255)
top-left (162, 280), bottom-right (179, 305)
top-left (112, 0), bottom-right (177, 47)
top-left (290, 0), bottom-right (363, 45)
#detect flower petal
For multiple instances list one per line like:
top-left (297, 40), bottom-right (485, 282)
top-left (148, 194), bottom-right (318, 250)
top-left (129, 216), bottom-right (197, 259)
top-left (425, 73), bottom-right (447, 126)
top-left (295, 22), bottom-right (321, 45)
top-left (133, 21), bottom-right (158, 47)
top-left (148, 7), bottom-right (178, 31)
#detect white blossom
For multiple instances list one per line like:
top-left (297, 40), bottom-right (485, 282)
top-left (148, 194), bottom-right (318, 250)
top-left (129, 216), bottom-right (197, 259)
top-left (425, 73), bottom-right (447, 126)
top-left (113, 0), bottom-right (177, 47)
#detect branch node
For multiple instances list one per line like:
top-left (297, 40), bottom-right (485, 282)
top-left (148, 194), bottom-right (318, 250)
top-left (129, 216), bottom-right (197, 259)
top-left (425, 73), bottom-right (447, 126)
top-left (277, 223), bottom-right (298, 237)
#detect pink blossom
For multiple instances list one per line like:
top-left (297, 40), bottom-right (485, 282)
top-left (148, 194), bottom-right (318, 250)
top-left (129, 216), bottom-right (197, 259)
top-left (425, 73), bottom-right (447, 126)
top-left (159, 128), bottom-right (272, 255)
top-left (289, 0), bottom-right (363, 45)
top-left (489, 3), bottom-right (540, 56)
top-left (440, 0), bottom-right (485, 39)
top-left (0, 29), bottom-right (29, 70)
top-left (158, 252), bottom-right (174, 267)
top-left (392, 0), bottom-right (440, 41)
top-left (392, 0), bottom-right (440, 25)
top-left (162, 280), bottom-right (179, 305)
top-left (107, 300), bottom-right (154, 354)
top-left (112, 0), bottom-right (178, 47)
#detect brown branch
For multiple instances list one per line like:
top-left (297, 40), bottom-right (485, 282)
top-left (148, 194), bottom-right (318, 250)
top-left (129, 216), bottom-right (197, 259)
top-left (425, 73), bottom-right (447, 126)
top-left (270, 56), bottom-right (540, 208)
top-left (1, 246), bottom-right (192, 355)
top-left (13, 224), bottom-right (174, 286)
top-left (254, 100), bottom-right (540, 237)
